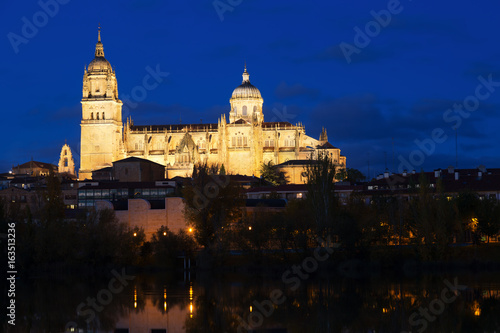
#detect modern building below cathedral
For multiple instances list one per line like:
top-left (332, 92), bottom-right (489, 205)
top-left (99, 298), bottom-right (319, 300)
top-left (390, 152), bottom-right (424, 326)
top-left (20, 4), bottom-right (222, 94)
top-left (78, 29), bottom-right (346, 181)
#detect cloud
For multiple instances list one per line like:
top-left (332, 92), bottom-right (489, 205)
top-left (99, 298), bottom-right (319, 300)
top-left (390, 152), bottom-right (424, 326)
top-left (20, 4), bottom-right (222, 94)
top-left (274, 81), bottom-right (319, 100)
top-left (311, 44), bottom-right (392, 64)
top-left (463, 62), bottom-right (500, 79)
top-left (387, 16), bottom-right (477, 44)
top-left (308, 95), bottom-right (494, 167)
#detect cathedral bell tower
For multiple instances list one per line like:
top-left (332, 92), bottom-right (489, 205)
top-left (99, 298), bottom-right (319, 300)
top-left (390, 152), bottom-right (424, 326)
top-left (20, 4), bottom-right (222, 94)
top-left (79, 27), bottom-right (124, 180)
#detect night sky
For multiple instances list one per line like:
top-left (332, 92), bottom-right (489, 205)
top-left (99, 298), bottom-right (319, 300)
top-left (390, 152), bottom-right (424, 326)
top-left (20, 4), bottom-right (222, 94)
top-left (2, 0), bottom-right (500, 179)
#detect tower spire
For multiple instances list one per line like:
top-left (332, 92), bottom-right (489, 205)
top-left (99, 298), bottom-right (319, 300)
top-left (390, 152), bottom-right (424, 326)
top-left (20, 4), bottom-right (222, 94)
top-left (95, 24), bottom-right (104, 58)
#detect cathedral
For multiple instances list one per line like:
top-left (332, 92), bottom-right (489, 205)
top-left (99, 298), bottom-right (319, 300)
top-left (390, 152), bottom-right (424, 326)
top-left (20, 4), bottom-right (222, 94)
top-left (78, 29), bottom-right (346, 180)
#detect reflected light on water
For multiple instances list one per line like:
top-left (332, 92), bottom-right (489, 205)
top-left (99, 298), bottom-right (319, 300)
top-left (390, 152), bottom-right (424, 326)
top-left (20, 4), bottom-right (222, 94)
top-left (13, 272), bottom-right (500, 332)
top-left (473, 301), bottom-right (481, 316)
top-left (190, 283), bottom-right (194, 318)
top-left (134, 286), bottom-right (137, 308)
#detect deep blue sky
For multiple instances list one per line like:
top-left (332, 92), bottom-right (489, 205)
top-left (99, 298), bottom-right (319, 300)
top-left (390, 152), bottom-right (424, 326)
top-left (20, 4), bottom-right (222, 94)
top-left (2, 0), bottom-right (500, 179)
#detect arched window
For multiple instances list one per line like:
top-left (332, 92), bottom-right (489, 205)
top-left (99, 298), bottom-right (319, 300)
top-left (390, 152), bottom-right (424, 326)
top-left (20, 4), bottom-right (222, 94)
top-left (96, 112), bottom-right (100, 120)
top-left (64, 158), bottom-right (68, 167)
top-left (264, 139), bottom-right (275, 147)
top-left (232, 134), bottom-right (248, 147)
top-left (242, 106), bottom-right (247, 116)
top-left (102, 112), bottom-right (105, 120)
top-left (90, 112), bottom-right (94, 120)
top-left (64, 150), bottom-right (67, 156)
top-left (253, 106), bottom-right (257, 113)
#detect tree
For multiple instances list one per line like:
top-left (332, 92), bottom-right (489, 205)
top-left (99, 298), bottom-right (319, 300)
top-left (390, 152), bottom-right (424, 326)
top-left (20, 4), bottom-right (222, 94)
top-left (454, 191), bottom-right (481, 243)
top-left (304, 152), bottom-right (339, 240)
top-left (183, 162), bottom-right (244, 261)
top-left (34, 171), bottom-right (69, 264)
top-left (476, 197), bottom-right (500, 243)
top-left (151, 226), bottom-right (197, 267)
top-left (81, 208), bottom-right (132, 265)
top-left (260, 161), bottom-right (287, 186)
top-left (335, 167), bottom-right (366, 183)
top-left (40, 171), bottom-right (65, 224)
top-left (407, 173), bottom-right (454, 260)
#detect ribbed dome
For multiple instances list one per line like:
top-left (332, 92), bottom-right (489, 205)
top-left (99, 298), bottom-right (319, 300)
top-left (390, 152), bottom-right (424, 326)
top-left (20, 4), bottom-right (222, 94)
top-left (232, 81), bottom-right (262, 99)
top-left (231, 68), bottom-right (262, 99)
top-left (88, 56), bottom-right (112, 73)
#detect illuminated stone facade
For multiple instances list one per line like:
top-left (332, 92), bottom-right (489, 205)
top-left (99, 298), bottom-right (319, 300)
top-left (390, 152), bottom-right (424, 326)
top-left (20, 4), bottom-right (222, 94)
top-left (79, 30), bottom-right (346, 180)
top-left (58, 143), bottom-right (76, 176)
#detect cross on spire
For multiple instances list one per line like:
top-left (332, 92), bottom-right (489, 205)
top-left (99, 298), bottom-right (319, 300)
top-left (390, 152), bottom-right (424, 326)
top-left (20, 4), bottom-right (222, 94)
top-left (95, 24), bottom-right (104, 58)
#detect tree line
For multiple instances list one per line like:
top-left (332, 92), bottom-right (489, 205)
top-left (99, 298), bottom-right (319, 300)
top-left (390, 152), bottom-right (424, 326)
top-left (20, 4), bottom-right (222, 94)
top-left (185, 154), bottom-right (500, 264)
top-left (2, 154), bottom-right (500, 273)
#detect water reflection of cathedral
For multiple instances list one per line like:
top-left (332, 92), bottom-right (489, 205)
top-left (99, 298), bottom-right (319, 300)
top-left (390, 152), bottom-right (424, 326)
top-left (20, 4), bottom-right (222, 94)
top-left (114, 283), bottom-right (194, 333)
top-left (78, 29), bottom-right (346, 180)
